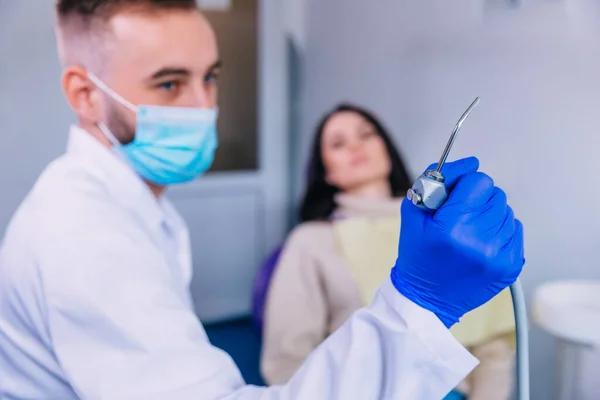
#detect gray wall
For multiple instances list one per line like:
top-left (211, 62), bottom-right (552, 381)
top-left (0, 1), bottom-right (70, 231)
top-left (299, 1), bottom-right (600, 398)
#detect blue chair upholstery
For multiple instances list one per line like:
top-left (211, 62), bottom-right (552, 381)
top-left (204, 317), bottom-right (265, 386)
top-left (250, 246), bottom-right (284, 336)
top-left (443, 390), bottom-right (467, 400)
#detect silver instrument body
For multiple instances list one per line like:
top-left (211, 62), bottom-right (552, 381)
top-left (407, 97), bottom-right (480, 211)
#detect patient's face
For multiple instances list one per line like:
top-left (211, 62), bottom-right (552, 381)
top-left (321, 111), bottom-right (391, 192)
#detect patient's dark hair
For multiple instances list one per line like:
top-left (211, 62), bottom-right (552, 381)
top-left (300, 103), bottom-right (412, 222)
top-left (56, 0), bottom-right (197, 22)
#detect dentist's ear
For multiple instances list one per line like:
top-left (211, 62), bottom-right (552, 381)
top-left (61, 65), bottom-right (104, 124)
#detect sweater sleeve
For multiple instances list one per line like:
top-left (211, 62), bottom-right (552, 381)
top-left (260, 226), bottom-right (329, 385)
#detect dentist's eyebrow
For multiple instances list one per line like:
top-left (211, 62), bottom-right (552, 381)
top-left (149, 67), bottom-right (192, 81)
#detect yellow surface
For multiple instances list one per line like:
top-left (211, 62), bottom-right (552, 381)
top-left (333, 216), bottom-right (515, 348)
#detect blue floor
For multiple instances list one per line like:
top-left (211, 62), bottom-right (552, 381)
top-left (204, 316), bottom-right (265, 386)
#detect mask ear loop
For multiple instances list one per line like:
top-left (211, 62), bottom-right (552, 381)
top-left (88, 72), bottom-right (138, 113)
top-left (88, 72), bottom-right (138, 147)
top-left (97, 121), bottom-right (123, 147)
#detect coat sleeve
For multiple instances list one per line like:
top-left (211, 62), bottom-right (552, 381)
top-left (43, 227), bottom-right (478, 400)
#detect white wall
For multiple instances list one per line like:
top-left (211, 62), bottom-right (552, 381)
top-left (299, 1), bottom-right (600, 398)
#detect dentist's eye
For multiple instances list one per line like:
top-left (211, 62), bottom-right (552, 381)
top-left (158, 81), bottom-right (179, 91)
top-left (204, 71), bottom-right (220, 85)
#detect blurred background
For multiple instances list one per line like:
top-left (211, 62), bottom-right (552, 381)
top-left (1, 0), bottom-right (600, 398)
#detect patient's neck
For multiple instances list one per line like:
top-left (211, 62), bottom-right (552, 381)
top-left (345, 179), bottom-right (391, 199)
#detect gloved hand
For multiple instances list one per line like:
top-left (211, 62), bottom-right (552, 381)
top-left (391, 157), bottom-right (524, 328)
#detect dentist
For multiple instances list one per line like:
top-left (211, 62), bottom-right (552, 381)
top-left (0, 1), bottom-right (525, 399)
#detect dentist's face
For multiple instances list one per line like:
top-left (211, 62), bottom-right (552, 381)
top-left (62, 8), bottom-right (221, 144)
top-left (98, 9), bottom-right (221, 144)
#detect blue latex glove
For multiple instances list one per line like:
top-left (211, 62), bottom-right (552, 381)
top-left (391, 157), bottom-right (525, 328)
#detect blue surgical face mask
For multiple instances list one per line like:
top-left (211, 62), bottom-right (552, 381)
top-left (88, 73), bottom-right (219, 186)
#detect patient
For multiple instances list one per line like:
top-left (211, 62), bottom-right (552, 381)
top-left (260, 103), bottom-right (516, 400)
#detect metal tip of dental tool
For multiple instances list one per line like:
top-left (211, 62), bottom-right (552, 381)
top-left (435, 97), bottom-right (481, 173)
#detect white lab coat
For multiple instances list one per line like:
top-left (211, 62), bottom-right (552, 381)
top-left (0, 126), bottom-right (478, 400)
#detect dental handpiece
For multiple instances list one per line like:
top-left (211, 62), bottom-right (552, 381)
top-left (406, 97), bottom-right (480, 210)
top-left (406, 98), bottom-right (530, 400)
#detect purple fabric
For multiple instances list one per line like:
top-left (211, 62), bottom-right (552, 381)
top-left (251, 246), bottom-right (284, 336)
top-left (251, 215), bottom-right (340, 336)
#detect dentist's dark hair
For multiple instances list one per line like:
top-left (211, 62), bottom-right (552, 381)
top-left (56, 0), bottom-right (197, 21)
top-left (300, 103), bottom-right (412, 222)
top-left (55, 0), bottom-right (200, 68)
